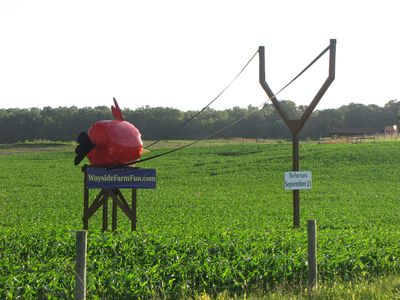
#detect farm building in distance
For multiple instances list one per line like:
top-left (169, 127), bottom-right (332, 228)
top-left (328, 127), bottom-right (378, 137)
top-left (327, 125), bottom-right (398, 140)
top-left (384, 125), bottom-right (398, 135)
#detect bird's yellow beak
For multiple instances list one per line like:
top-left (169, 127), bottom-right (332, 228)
top-left (141, 148), bottom-right (150, 155)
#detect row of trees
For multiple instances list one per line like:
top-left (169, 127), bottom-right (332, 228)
top-left (0, 100), bottom-right (399, 144)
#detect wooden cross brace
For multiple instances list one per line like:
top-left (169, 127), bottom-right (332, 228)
top-left (83, 187), bottom-right (137, 231)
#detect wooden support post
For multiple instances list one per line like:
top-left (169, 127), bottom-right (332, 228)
top-left (307, 220), bottom-right (317, 289)
top-left (293, 135), bottom-right (300, 228)
top-left (102, 191), bottom-right (108, 232)
top-left (112, 194), bottom-right (117, 231)
top-left (132, 189), bottom-right (137, 231)
top-left (83, 170), bottom-right (89, 230)
top-left (76, 230), bottom-right (87, 300)
top-left (293, 190), bottom-right (300, 229)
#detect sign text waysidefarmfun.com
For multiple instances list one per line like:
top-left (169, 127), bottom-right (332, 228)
top-left (86, 167), bottom-right (156, 189)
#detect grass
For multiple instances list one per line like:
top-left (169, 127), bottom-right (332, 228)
top-left (197, 276), bottom-right (400, 299)
top-left (0, 140), bottom-right (74, 155)
top-left (1, 139), bottom-right (400, 298)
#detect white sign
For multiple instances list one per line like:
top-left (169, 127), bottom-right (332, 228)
top-left (284, 171), bottom-right (312, 190)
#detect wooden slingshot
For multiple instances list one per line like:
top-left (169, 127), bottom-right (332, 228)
top-left (259, 39), bottom-right (336, 228)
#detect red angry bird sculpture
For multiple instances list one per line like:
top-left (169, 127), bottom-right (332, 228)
top-left (74, 98), bottom-right (146, 167)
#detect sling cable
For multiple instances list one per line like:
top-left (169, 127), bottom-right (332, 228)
top-left (125, 42), bottom-right (331, 166)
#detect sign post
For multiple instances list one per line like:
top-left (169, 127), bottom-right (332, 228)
top-left (82, 166), bottom-right (156, 231)
top-left (259, 39), bottom-right (336, 228)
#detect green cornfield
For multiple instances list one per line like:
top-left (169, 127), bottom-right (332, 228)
top-left (1, 140), bottom-right (400, 298)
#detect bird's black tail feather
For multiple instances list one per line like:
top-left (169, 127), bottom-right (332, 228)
top-left (74, 132), bottom-right (95, 165)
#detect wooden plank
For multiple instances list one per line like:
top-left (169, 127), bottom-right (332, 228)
top-left (102, 193), bottom-right (108, 232)
top-left (83, 172), bottom-right (89, 230)
top-left (112, 199), bottom-right (117, 231)
top-left (114, 189), bottom-right (131, 216)
top-left (132, 189), bottom-right (137, 231)
top-left (106, 190), bottom-right (132, 219)
top-left (87, 190), bottom-right (107, 219)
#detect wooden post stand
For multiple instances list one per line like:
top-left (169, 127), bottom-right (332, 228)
top-left (82, 166), bottom-right (156, 231)
top-left (75, 230), bottom-right (87, 300)
top-left (307, 220), bottom-right (317, 289)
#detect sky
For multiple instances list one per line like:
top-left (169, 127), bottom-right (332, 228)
top-left (0, 0), bottom-right (399, 112)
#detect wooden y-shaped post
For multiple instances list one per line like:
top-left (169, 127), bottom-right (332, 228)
top-left (259, 39), bottom-right (336, 228)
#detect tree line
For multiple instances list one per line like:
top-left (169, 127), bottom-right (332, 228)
top-left (0, 100), bottom-right (399, 144)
